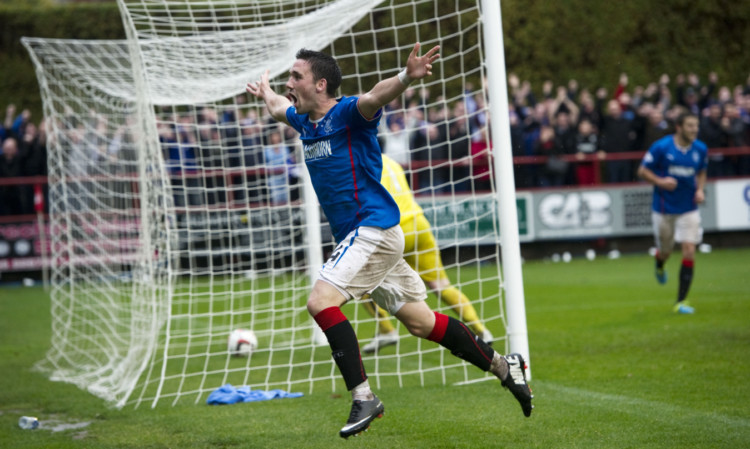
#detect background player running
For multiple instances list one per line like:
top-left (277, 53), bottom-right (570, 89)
top-left (637, 111), bottom-right (707, 314)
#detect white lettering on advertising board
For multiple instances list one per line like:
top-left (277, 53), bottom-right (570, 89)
top-left (539, 191), bottom-right (613, 230)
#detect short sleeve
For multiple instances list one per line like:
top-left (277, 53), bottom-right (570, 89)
top-left (641, 142), bottom-right (661, 169)
top-left (338, 96), bottom-right (381, 129)
top-left (285, 106), bottom-right (304, 133)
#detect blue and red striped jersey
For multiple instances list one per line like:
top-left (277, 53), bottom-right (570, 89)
top-left (641, 134), bottom-right (708, 214)
top-left (286, 96), bottom-right (400, 242)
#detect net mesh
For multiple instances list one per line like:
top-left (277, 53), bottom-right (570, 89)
top-left (23, 0), bottom-right (509, 408)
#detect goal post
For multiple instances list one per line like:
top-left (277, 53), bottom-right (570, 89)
top-left (481, 0), bottom-right (531, 378)
top-left (23, 0), bottom-right (529, 408)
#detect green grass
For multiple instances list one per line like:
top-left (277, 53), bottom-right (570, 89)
top-left (1, 248), bottom-right (749, 448)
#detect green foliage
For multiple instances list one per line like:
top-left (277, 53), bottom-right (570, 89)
top-left (501, 0), bottom-right (750, 93)
top-left (1, 248), bottom-right (749, 448)
top-left (1, 0), bottom-right (750, 124)
top-left (0, 2), bottom-right (124, 116)
top-left (0, 0), bottom-right (53, 6)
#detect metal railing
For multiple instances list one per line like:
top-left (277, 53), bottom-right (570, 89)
top-left (1, 146), bottom-right (749, 218)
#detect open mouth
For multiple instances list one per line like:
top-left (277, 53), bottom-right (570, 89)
top-left (287, 93), bottom-right (298, 106)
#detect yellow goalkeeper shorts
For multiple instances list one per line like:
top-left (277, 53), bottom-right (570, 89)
top-left (401, 213), bottom-right (448, 284)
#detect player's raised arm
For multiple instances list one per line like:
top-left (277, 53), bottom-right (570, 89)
top-left (357, 42), bottom-right (440, 120)
top-left (246, 70), bottom-right (291, 126)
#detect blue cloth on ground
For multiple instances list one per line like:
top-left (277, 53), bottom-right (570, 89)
top-left (206, 384), bottom-right (303, 405)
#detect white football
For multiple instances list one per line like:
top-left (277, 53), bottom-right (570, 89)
top-left (228, 329), bottom-right (258, 357)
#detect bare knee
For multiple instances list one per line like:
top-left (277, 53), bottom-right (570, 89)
top-left (681, 242), bottom-right (696, 261)
top-left (395, 302), bottom-right (436, 339)
top-left (307, 280), bottom-right (346, 316)
top-left (403, 319), bottom-right (432, 339)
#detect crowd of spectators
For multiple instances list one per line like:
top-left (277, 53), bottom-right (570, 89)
top-left (503, 72), bottom-right (750, 188)
top-left (0, 105), bottom-right (47, 216)
top-left (2, 71), bottom-right (750, 216)
top-left (157, 102), bottom-right (302, 208)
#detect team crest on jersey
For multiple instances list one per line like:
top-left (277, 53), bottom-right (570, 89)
top-left (692, 151), bottom-right (700, 164)
top-left (322, 117), bottom-right (333, 134)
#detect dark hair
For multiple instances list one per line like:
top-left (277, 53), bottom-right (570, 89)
top-left (295, 48), bottom-right (342, 97)
top-left (675, 111), bottom-right (698, 127)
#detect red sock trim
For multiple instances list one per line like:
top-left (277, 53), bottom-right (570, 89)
top-left (427, 312), bottom-right (449, 343)
top-left (313, 307), bottom-right (347, 332)
top-left (682, 258), bottom-right (694, 268)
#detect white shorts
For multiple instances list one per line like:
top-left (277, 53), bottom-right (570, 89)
top-left (652, 210), bottom-right (703, 252)
top-left (318, 225), bottom-right (427, 315)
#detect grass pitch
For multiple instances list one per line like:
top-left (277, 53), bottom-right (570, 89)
top-left (1, 248), bottom-right (749, 448)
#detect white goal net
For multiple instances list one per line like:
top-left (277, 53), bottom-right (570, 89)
top-left (23, 0), bottom-right (523, 408)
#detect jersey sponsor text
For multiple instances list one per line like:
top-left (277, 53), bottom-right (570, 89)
top-left (304, 140), bottom-right (332, 161)
top-left (668, 165), bottom-right (696, 177)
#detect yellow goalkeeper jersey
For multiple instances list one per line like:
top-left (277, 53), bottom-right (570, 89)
top-left (381, 154), bottom-right (423, 224)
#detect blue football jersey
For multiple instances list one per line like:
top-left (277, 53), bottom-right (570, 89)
top-left (285, 96), bottom-right (400, 242)
top-left (641, 135), bottom-right (708, 214)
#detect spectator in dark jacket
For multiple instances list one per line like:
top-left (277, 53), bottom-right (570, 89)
top-left (0, 137), bottom-right (27, 215)
top-left (599, 99), bottom-right (635, 183)
top-left (699, 103), bottom-right (728, 177)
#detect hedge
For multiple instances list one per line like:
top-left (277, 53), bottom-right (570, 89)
top-left (1, 1), bottom-right (748, 121)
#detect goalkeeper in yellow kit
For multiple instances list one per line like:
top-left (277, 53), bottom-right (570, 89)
top-left (361, 154), bottom-right (493, 353)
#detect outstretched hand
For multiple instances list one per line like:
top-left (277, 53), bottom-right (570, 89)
top-left (246, 70), bottom-right (271, 100)
top-left (245, 70), bottom-right (291, 124)
top-left (405, 43), bottom-right (440, 81)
